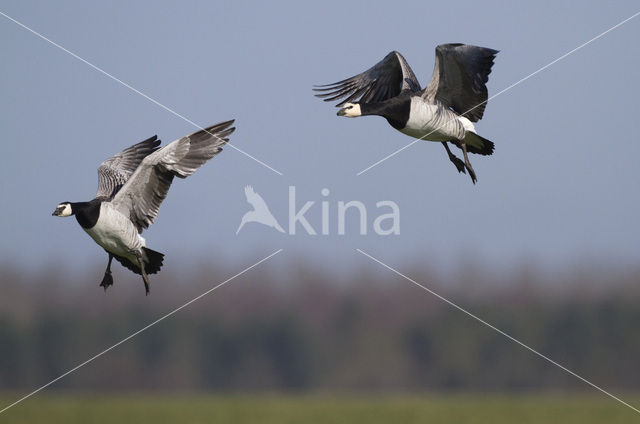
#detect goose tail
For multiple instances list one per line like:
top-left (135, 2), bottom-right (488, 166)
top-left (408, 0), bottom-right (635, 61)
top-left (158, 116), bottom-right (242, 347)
top-left (113, 248), bottom-right (165, 275)
top-left (462, 132), bottom-right (495, 156)
top-left (142, 247), bottom-right (165, 274)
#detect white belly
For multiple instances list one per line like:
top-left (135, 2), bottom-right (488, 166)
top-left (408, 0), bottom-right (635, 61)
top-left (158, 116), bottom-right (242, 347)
top-left (84, 203), bottom-right (145, 258)
top-left (399, 98), bottom-right (472, 141)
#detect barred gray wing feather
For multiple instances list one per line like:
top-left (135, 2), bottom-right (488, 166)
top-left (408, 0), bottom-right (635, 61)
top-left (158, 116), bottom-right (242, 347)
top-left (314, 51), bottom-right (421, 107)
top-left (422, 44), bottom-right (498, 122)
top-left (96, 135), bottom-right (161, 199)
top-left (111, 120), bottom-right (235, 232)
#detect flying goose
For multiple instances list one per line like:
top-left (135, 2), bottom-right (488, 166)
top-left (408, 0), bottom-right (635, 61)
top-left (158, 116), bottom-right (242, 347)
top-left (53, 120), bottom-right (235, 295)
top-left (314, 43), bottom-right (498, 183)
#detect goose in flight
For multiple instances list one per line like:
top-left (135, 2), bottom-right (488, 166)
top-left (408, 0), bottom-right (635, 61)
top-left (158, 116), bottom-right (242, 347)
top-left (236, 185), bottom-right (285, 234)
top-left (53, 120), bottom-right (235, 295)
top-left (314, 43), bottom-right (498, 183)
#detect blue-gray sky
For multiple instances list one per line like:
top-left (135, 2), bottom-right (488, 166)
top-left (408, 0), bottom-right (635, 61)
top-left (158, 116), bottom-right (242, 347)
top-left (1, 1), bottom-right (639, 277)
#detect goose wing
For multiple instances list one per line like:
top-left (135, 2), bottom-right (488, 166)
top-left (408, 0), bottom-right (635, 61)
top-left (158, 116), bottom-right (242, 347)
top-left (314, 51), bottom-right (421, 107)
top-left (111, 120), bottom-right (235, 232)
top-left (95, 136), bottom-right (161, 199)
top-left (422, 44), bottom-right (498, 122)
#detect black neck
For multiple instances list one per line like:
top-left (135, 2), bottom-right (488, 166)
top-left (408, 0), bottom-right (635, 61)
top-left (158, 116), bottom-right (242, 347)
top-left (360, 95), bottom-right (411, 130)
top-left (72, 199), bottom-right (102, 229)
top-left (70, 201), bottom-right (91, 211)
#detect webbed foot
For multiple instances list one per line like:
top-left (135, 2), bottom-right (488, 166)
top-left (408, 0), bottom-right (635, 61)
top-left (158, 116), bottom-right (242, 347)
top-left (100, 271), bottom-right (113, 291)
top-left (451, 156), bottom-right (466, 174)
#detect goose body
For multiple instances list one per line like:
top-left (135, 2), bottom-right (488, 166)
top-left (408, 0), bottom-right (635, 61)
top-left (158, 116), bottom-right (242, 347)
top-left (83, 202), bottom-right (145, 261)
top-left (53, 120), bottom-right (235, 294)
top-left (315, 44), bottom-right (498, 183)
top-left (399, 97), bottom-right (468, 141)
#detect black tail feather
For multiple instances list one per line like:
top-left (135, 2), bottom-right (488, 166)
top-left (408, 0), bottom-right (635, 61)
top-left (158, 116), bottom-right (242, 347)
top-left (142, 247), bottom-right (165, 274)
top-left (113, 247), bottom-right (165, 275)
top-left (454, 133), bottom-right (495, 156)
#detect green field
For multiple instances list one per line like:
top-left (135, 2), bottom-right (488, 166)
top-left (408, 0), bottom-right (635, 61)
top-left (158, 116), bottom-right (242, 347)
top-left (1, 393), bottom-right (639, 423)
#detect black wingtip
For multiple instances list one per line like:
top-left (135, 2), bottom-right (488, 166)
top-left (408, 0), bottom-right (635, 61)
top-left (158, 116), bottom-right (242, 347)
top-left (139, 134), bottom-right (160, 145)
top-left (202, 119), bottom-right (236, 135)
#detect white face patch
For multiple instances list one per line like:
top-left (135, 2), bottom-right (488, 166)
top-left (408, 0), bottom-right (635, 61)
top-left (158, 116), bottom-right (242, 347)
top-left (341, 102), bottom-right (362, 118)
top-left (55, 203), bottom-right (73, 217)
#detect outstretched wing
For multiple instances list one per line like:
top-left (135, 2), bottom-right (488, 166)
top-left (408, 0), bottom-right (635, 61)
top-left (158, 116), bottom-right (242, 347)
top-left (422, 43), bottom-right (498, 122)
top-left (95, 136), bottom-right (161, 199)
top-left (111, 120), bottom-right (235, 232)
top-left (313, 51), bottom-right (421, 107)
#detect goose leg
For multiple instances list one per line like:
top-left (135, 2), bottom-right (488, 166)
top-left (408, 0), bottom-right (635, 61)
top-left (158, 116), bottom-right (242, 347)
top-left (442, 142), bottom-right (466, 174)
top-left (135, 251), bottom-right (150, 296)
top-left (460, 142), bottom-right (477, 184)
top-left (100, 253), bottom-right (114, 291)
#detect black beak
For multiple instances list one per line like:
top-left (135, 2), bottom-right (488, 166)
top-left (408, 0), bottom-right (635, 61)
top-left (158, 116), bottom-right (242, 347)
top-left (337, 108), bottom-right (347, 116)
top-left (52, 206), bottom-right (63, 216)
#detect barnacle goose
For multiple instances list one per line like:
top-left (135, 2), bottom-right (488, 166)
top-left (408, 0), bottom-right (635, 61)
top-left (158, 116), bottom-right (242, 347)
top-left (314, 44), bottom-right (498, 183)
top-left (53, 120), bottom-right (235, 295)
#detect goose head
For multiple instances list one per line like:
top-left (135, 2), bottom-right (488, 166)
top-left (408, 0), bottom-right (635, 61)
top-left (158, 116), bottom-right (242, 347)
top-left (337, 102), bottom-right (362, 118)
top-left (52, 202), bottom-right (73, 217)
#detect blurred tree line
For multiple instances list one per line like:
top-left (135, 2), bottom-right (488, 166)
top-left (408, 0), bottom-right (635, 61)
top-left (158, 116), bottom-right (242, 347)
top-left (0, 258), bottom-right (639, 392)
